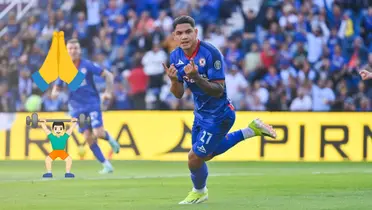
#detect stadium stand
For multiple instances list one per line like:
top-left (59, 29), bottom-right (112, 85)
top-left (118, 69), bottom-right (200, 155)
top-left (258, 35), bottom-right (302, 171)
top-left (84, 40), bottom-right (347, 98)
top-left (0, 0), bottom-right (371, 112)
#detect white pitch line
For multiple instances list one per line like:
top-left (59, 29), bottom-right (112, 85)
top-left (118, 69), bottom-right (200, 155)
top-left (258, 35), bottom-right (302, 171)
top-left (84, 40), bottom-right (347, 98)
top-left (0, 172), bottom-right (264, 183)
top-left (1, 170), bottom-right (372, 183)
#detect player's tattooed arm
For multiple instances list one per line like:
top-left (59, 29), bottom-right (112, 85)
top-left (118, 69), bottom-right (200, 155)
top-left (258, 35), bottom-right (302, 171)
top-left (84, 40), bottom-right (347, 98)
top-left (185, 59), bottom-right (224, 98)
top-left (170, 80), bottom-right (185, 99)
top-left (39, 119), bottom-right (51, 135)
top-left (194, 77), bottom-right (224, 98)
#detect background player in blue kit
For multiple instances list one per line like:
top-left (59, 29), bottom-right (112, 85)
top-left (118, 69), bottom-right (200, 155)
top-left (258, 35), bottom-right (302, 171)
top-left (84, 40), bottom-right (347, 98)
top-left (163, 16), bottom-right (278, 204)
top-left (52, 39), bottom-right (120, 174)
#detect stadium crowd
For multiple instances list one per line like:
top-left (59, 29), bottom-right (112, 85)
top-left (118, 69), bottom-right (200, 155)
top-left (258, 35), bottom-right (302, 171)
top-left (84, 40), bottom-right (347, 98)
top-left (0, 0), bottom-right (372, 112)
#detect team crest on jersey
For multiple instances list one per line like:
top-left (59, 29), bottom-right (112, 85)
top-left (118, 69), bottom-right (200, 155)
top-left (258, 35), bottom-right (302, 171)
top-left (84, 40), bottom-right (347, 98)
top-left (81, 68), bottom-right (87, 74)
top-left (214, 60), bottom-right (222, 70)
top-left (199, 58), bottom-right (206, 67)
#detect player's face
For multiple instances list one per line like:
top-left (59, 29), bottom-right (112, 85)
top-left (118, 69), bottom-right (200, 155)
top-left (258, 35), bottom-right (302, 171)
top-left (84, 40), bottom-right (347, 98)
top-left (53, 125), bottom-right (65, 136)
top-left (67, 43), bottom-right (81, 61)
top-left (173, 23), bottom-right (198, 50)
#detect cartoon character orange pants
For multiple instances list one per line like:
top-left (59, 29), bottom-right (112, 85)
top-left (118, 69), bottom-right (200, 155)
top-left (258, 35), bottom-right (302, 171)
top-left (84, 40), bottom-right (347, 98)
top-left (49, 150), bottom-right (69, 160)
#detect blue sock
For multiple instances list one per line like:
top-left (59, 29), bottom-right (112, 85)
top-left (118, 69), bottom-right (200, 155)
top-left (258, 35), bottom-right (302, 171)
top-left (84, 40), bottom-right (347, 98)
top-left (90, 143), bottom-right (106, 163)
top-left (103, 131), bottom-right (115, 142)
top-left (190, 162), bottom-right (208, 190)
top-left (212, 130), bottom-right (245, 157)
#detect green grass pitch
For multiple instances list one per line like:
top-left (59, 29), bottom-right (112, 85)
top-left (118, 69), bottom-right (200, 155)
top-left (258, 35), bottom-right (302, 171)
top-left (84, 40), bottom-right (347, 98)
top-left (0, 161), bottom-right (372, 210)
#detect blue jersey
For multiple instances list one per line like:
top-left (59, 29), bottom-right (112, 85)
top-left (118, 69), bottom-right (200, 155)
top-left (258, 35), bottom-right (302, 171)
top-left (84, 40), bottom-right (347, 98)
top-left (170, 40), bottom-right (232, 124)
top-left (56, 59), bottom-right (102, 112)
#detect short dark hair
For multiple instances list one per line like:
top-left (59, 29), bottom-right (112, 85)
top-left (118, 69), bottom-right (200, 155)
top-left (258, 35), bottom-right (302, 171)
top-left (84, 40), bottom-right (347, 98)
top-left (173, 16), bottom-right (195, 30)
top-left (52, 122), bottom-right (65, 130)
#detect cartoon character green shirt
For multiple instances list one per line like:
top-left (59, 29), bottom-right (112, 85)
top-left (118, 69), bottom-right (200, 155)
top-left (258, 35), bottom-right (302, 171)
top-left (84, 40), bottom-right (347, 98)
top-left (48, 133), bottom-right (69, 150)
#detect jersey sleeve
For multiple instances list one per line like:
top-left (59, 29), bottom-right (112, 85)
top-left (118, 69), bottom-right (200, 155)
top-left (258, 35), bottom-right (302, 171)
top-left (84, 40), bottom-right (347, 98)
top-left (206, 48), bottom-right (225, 81)
top-left (89, 62), bottom-right (104, 76)
top-left (170, 51), bottom-right (184, 83)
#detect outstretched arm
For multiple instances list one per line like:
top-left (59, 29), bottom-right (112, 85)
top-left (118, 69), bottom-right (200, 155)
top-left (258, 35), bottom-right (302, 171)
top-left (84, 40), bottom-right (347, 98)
top-left (66, 118), bottom-right (78, 135)
top-left (39, 119), bottom-right (51, 135)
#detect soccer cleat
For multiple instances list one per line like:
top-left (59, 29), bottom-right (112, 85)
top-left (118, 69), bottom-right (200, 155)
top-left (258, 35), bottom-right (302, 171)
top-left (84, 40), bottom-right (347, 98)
top-left (42, 173), bottom-right (53, 178)
top-left (249, 118), bottom-right (277, 139)
top-left (178, 190), bottom-right (208, 205)
top-left (109, 140), bottom-right (120, 154)
top-left (99, 165), bottom-right (114, 174)
top-left (65, 173), bottom-right (75, 178)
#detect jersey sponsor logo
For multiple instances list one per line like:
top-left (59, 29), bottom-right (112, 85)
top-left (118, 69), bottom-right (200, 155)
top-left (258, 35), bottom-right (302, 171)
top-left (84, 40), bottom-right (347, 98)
top-left (199, 58), bottom-right (206, 67)
top-left (214, 60), bottom-right (222, 70)
top-left (176, 59), bottom-right (184, 66)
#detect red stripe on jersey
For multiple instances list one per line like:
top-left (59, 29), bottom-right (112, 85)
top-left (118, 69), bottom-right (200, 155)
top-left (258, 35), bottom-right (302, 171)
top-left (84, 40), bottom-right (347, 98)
top-left (185, 40), bottom-right (201, 60)
top-left (228, 103), bottom-right (235, 111)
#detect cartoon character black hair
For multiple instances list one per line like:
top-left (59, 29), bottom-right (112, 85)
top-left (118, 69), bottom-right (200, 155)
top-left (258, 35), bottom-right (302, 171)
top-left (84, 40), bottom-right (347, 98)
top-left (52, 122), bottom-right (65, 130)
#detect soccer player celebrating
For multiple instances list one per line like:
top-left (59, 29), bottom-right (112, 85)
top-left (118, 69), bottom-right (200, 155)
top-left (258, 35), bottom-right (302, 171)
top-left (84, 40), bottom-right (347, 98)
top-left (163, 16), bottom-right (277, 204)
top-left (52, 39), bottom-right (120, 174)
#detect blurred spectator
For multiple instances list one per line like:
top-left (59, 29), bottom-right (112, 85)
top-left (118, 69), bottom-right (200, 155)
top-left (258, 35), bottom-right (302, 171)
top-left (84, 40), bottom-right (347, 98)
top-left (155, 10), bottom-right (173, 35)
top-left (0, 0), bottom-right (371, 112)
top-left (124, 55), bottom-right (149, 110)
top-left (226, 65), bottom-right (249, 110)
top-left (142, 43), bottom-right (167, 92)
top-left (111, 78), bottom-right (131, 110)
top-left (264, 66), bottom-right (280, 88)
top-left (312, 79), bottom-right (336, 111)
top-left (86, 0), bottom-right (101, 39)
top-left (290, 88), bottom-right (312, 111)
top-left (243, 42), bottom-right (262, 80)
top-left (298, 61), bottom-right (317, 84)
top-left (279, 59), bottom-right (297, 87)
top-left (42, 90), bottom-right (66, 111)
top-left (0, 81), bottom-right (15, 112)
